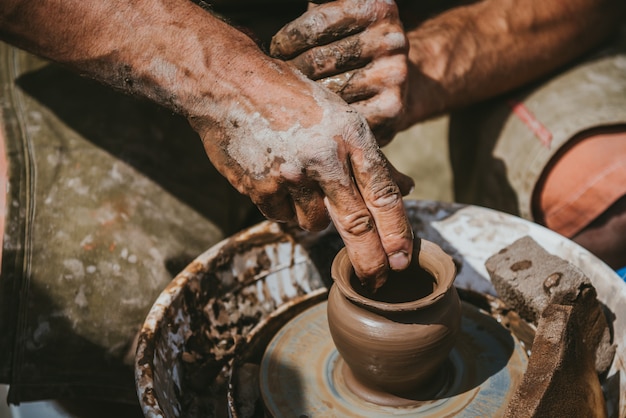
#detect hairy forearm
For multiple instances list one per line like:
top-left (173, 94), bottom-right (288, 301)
top-left (0, 0), bottom-right (270, 117)
top-left (401, 0), bottom-right (625, 124)
top-left (0, 0), bottom-right (419, 284)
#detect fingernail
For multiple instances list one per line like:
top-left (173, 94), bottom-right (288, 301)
top-left (388, 251), bottom-right (410, 271)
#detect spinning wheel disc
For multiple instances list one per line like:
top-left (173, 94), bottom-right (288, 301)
top-left (260, 301), bottom-right (528, 417)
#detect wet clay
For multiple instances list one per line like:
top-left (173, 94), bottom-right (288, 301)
top-left (333, 355), bottom-right (452, 407)
top-left (327, 239), bottom-right (461, 403)
top-left (256, 298), bottom-right (529, 417)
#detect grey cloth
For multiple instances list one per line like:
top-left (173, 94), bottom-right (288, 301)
top-left (449, 27), bottom-right (626, 221)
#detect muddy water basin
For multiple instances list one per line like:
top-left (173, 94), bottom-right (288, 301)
top-left (135, 200), bottom-right (626, 417)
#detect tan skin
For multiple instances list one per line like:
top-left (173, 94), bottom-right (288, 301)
top-left (0, 0), bottom-right (416, 291)
top-left (271, 0), bottom-right (410, 146)
top-left (276, 0), bottom-right (626, 269)
top-left (1, 0), bottom-right (624, 283)
top-left (275, 0), bottom-right (624, 139)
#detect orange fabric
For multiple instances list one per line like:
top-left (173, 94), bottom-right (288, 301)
top-left (538, 130), bottom-right (626, 238)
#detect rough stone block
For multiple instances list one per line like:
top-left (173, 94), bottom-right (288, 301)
top-left (485, 235), bottom-right (615, 376)
top-left (504, 287), bottom-right (607, 418)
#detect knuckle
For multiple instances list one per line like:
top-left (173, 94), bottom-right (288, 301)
top-left (344, 116), bottom-right (376, 148)
top-left (269, 36), bottom-right (287, 58)
top-left (358, 263), bottom-right (387, 281)
top-left (373, 0), bottom-right (398, 20)
top-left (299, 215), bottom-right (330, 232)
top-left (295, 47), bottom-right (339, 78)
top-left (381, 30), bottom-right (408, 53)
top-left (302, 12), bottom-right (330, 41)
top-left (363, 90), bottom-right (404, 124)
top-left (334, 37), bottom-right (364, 69)
top-left (362, 0), bottom-right (399, 20)
top-left (381, 58), bottom-right (408, 84)
top-left (305, 39), bottom-right (363, 77)
top-left (303, 145), bottom-right (337, 170)
top-left (309, 47), bottom-right (333, 73)
top-left (374, 90), bottom-right (404, 118)
top-left (370, 181), bottom-right (402, 208)
top-left (341, 210), bottom-right (376, 237)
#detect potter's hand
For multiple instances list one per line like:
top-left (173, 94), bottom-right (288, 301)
top-left (0, 0), bottom-right (413, 288)
top-left (270, 0), bottom-right (409, 146)
top-left (191, 56), bottom-right (413, 288)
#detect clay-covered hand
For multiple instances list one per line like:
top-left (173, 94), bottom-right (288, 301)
top-left (0, 0), bottom-right (413, 288)
top-left (270, 0), bottom-right (409, 146)
top-left (189, 53), bottom-right (413, 289)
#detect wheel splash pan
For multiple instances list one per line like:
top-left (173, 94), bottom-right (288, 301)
top-left (135, 200), bottom-right (626, 417)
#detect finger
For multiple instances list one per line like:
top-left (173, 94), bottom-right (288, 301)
top-left (287, 35), bottom-right (367, 80)
top-left (328, 55), bottom-right (407, 145)
top-left (318, 68), bottom-right (377, 102)
top-left (315, 122), bottom-right (387, 287)
top-left (324, 187), bottom-right (389, 291)
top-left (285, 24), bottom-right (407, 80)
top-left (250, 188), bottom-right (297, 224)
top-left (349, 88), bottom-right (405, 146)
top-left (318, 52), bottom-right (406, 100)
top-left (316, 55), bottom-right (408, 140)
top-left (290, 186), bottom-right (331, 231)
top-left (318, 70), bottom-right (373, 101)
top-left (270, 0), bottom-right (400, 59)
top-left (344, 127), bottom-right (414, 271)
top-left (321, 128), bottom-right (413, 289)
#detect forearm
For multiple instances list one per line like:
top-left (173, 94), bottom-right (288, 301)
top-left (0, 0), bottom-right (271, 118)
top-left (401, 0), bottom-right (625, 124)
top-left (1, 0), bottom-right (417, 285)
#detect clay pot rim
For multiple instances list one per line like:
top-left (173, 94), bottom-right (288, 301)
top-left (331, 238), bottom-right (457, 313)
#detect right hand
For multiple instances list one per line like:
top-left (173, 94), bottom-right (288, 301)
top-left (189, 53), bottom-right (413, 289)
top-left (270, 0), bottom-right (410, 146)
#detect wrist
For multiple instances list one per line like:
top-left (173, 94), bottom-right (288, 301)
top-left (102, 3), bottom-right (267, 119)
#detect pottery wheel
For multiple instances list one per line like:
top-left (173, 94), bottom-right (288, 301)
top-left (260, 301), bottom-right (528, 417)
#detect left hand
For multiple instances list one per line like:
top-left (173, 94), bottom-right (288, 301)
top-left (270, 0), bottom-right (409, 146)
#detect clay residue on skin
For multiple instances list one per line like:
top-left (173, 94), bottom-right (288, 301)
top-left (291, 37), bottom-right (364, 79)
top-left (270, 0), bottom-right (398, 59)
top-left (220, 81), bottom-right (359, 187)
top-left (319, 70), bottom-right (357, 94)
top-left (271, 15), bottom-right (361, 60)
top-left (147, 57), bottom-right (179, 88)
top-left (382, 31), bottom-right (407, 50)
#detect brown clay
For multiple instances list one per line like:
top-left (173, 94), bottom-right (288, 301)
top-left (327, 238), bottom-right (461, 402)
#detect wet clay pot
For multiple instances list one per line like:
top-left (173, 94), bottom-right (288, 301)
top-left (327, 238), bottom-right (461, 399)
